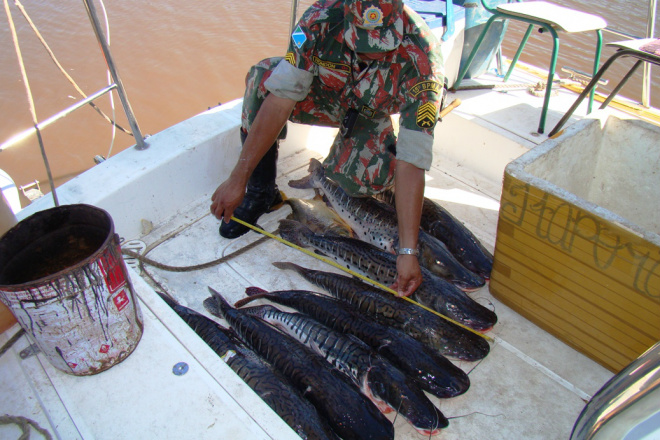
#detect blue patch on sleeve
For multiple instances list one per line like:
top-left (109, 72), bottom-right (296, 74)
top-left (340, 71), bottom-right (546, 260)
top-left (292, 25), bottom-right (307, 49)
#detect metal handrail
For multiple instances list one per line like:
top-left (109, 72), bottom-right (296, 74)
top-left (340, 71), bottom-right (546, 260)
top-left (0, 0), bottom-right (145, 153)
top-left (0, 85), bottom-right (117, 152)
top-left (83, 0), bottom-right (146, 150)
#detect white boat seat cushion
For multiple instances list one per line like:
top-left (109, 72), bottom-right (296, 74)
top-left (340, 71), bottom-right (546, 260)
top-left (496, 1), bottom-right (607, 33)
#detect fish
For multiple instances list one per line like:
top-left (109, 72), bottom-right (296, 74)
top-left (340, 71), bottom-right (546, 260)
top-left (377, 190), bottom-right (493, 279)
top-left (204, 287), bottom-right (395, 440)
top-left (236, 286), bottom-right (470, 399)
top-left (288, 158), bottom-right (485, 290)
top-left (284, 196), bottom-right (353, 237)
top-left (278, 219), bottom-right (497, 332)
top-left (239, 302), bottom-right (448, 435)
top-left (156, 293), bottom-right (338, 440)
top-left (272, 261), bottom-right (491, 361)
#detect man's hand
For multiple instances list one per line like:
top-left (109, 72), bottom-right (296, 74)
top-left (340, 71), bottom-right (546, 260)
top-left (393, 160), bottom-right (425, 296)
top-left (392, 254), bottom-right (423, 297)
top-left (210, 175), bottom-right (248, 223)
top-left (210, 93), bottom-right (296, 223)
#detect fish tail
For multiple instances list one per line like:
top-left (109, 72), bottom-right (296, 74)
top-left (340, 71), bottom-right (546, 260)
top-left (287, 158), bottom-right (325, 189)
top-left (234, 288), bottom-right (270, 308)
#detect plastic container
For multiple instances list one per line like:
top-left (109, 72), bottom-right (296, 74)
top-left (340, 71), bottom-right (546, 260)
top-left (0, 204), bottom-right (143, 375)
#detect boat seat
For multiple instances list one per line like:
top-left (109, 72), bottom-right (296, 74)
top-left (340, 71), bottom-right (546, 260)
top-left (549, 38), bottom-right (660, 137)
top-left (451, 0), bottom-right (607, 134)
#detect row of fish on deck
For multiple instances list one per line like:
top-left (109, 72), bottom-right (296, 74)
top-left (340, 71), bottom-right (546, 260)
top-left (161, 159), bottom-right (497, 439)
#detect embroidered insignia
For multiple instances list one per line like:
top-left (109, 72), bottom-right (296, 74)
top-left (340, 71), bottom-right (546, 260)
top-left (292, 25), bottom-right (307, 49)
top-left (312, 56), bottom-right (351, 73)
top-left (285, 52), bottom-right (296, 65)
top-left (416, 102), bottom-right (437, 128)
top-left (361, 105), bottom-right (375, 118)
top-left (362, 7), bottom-right (383, 29)
top-left (409, 80), bottom-right (442, 98)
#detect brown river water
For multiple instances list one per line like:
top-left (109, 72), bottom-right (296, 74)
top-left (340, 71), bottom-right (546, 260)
top-left (0, 0), bottom-right (657, 209)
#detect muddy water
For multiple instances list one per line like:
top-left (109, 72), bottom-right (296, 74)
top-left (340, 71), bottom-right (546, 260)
top-left (0, 0), bottom-right (657, 209)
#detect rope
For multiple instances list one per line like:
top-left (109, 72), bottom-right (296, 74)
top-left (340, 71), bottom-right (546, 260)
top-left (4, 0), bottom-right (58, 206)
top-left (0, 415), bottom-right (52, 440)
top-left (121, 232), bottom-right (272, 272)
top-left (12, 0), bottom-right (132, 137)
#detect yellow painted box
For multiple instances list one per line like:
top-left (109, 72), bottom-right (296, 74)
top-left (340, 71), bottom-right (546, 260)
top-left (490, 114), bottom-right (660, 373)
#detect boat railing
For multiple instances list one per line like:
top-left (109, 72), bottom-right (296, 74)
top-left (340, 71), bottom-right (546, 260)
top-left (601, 0), bottom-right (656, 108)
top-left (1, 0), bottom-right (146, 206)
top-left (1, 0), bottom-right (145, 154)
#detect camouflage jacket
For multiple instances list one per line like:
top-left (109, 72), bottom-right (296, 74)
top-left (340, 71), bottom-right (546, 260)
top-left (265, 0), bottom-right (445, 171)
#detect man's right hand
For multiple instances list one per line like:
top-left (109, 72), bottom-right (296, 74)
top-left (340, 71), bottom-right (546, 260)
top-left (210, 175), bottom-right (247, 223)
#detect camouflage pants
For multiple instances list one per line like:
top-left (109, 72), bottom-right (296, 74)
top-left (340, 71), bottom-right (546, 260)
top-left (242, 57), bottom-right (397, 196)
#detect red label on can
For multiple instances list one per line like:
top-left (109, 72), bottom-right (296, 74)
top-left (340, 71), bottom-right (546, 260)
top-left (113, 290), bottom-right (130, 312)
top-left (69, 362), bottom-right (78, 369)
top-left (99, 246), bottom-right (127, 293)
top-left (99, 344), bottom-right (110, 354)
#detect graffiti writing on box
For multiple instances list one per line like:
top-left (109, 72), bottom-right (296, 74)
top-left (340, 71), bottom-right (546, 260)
top-left (501, 182), bottom-right (659, 299)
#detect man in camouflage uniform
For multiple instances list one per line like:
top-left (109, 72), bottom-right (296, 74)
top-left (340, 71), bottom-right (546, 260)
top-left (211, 0), bottom-right (445, 296)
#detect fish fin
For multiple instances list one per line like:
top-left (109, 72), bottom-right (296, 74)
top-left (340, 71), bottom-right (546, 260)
top-left (202, 296), bottom-right (221, 317)
top-left (245, 286), bottom-right (268, 296)
top-left (272, 261), bottom-right (305, 274)
top-left (206, 286), bottom-right (233, 317)
top-left (278, 219), bottom-right (312, 247)
top-left (287, 173), bottom-right (314, 189)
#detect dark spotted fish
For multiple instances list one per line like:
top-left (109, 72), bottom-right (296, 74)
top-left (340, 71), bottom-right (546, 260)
top-left (288, 158), bottom-right (485, 290)
top-left (156, 293), bottom-right (337, 440)
top-left (239, 302), bottom-right (448, 435)
top-left (377, 190), bottom-right (493, 279)
top-left (278, 219), bottom-right (497, 332)
top-left (284, 196), bottom-right (353, 237)
top-left (272, 261), bottom-right (491, 361)
top-left (236, 286), bottom-right (470, 399)
top-left (204, 287), bottom-right (394, 440)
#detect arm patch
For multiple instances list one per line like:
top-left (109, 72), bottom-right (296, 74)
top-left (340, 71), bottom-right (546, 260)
top-left (409, 80), bottom-right (442, 98)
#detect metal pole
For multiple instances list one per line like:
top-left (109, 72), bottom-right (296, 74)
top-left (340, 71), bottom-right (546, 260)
top-left (0, 85), bottom-right (117, 152)
top-left (82, 0), bottom-right (147, 150)
top-left (289, 0), bottom-right (300, 38)
top-left (642, 0), bottom-right (657, 107)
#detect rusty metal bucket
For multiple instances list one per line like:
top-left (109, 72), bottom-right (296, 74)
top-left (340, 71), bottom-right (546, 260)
top-left (0, 204), bottom-right (143, 375)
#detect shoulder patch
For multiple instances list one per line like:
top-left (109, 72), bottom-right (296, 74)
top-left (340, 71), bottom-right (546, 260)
top-left (416, 102), bottom-right (437, 128)
top-left (409, 80), bottom-right (442, 98)
top-left (312, 56), bottom-right (351, 73)
top-left (292, 25), bottom-right (307, 49)
top-left (285, 52), bottom-right (296, 65)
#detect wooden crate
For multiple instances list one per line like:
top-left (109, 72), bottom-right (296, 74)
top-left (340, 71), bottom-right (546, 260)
top-left (490, 115), bottom-right (660, 372)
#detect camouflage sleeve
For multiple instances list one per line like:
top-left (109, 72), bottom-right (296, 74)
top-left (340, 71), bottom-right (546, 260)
top-left (265, 61), bottom-right (314, 101)
top-left (396, 127), bottom-right (434, 170)
top-left (264, 6), bottom-right (325, 101)
top-left (395, 21), bottom-right (445, 170)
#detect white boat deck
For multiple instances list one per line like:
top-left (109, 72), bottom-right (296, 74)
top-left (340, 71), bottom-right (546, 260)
top-left (1, 65), bottom-right (624, 439)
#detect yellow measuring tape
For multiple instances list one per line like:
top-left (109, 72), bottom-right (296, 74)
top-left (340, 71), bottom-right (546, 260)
top-left (231, 216), bottom-right (492, 342)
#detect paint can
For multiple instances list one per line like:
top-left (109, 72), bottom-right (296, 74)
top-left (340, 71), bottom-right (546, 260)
top-left (0, 204), bottom-right (143, 375)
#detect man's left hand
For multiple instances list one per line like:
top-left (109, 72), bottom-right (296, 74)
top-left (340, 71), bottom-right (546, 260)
top-left (392, 254), bottom-right (423, 297)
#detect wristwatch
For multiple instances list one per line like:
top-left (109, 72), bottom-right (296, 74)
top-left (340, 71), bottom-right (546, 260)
top-left (397, 247), bottom-right (419, 256)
